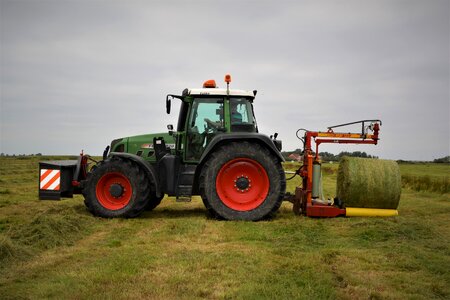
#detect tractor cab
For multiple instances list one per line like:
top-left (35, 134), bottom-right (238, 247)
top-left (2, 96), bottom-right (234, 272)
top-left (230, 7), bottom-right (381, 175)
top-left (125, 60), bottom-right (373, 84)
top-left (167, 76), bottom-right (260, 161)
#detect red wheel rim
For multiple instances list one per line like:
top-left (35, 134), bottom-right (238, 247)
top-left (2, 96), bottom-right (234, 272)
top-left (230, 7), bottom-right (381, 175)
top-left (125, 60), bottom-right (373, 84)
top-left (96, 172), bottom-right (132, 210)
top-left (216, 158), bottom-right (269, 211)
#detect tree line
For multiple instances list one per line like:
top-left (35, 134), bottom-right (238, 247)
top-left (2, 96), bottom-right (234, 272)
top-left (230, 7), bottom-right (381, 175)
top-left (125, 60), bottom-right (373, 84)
top-left (0, 153), bottom-right (42, 157)
top-left (282, 150), bottom-right (378, 162)
top-left (1, 152), bottom-right (448, 163)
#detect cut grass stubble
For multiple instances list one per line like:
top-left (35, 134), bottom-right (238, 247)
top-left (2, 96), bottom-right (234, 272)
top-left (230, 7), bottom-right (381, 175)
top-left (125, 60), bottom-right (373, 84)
top-left (0, 157), bottom-right (449, 299)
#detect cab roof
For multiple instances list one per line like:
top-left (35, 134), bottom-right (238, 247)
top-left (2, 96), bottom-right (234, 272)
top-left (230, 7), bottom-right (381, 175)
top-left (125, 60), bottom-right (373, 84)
top-left (186, 88), bottom-right (255, 98)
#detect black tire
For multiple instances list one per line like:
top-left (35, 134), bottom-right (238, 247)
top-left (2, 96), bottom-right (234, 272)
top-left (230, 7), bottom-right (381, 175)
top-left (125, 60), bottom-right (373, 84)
top-left (145, 193), bottom-right (163, 211)
top-left (83, 157), bottom-right (150, 218)
top-left (199, 142), bottom-right (286, 221)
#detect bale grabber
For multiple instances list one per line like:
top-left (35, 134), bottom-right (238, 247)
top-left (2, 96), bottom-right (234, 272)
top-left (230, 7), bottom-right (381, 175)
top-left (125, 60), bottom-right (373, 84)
top-left (285, 120), bottom-right (399, 217)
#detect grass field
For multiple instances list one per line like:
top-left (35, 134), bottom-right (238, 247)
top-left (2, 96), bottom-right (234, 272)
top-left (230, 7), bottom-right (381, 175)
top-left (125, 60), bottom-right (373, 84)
top-left (0, 157), bottom-right (449, 299)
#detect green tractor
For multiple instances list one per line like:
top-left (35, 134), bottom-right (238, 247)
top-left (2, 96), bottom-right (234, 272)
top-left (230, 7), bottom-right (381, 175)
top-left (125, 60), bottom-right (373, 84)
top-left (41, 75), bottom-right (286, 221)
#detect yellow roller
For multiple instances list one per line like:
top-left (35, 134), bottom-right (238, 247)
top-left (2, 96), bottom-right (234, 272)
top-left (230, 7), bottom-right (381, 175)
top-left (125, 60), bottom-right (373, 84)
top-left (346, 207), bottom-right (398, 217)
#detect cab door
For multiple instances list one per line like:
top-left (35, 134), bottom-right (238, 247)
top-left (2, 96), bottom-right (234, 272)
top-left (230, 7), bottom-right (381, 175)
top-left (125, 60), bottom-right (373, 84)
top-left (185, 98), bottom-right (224, 161)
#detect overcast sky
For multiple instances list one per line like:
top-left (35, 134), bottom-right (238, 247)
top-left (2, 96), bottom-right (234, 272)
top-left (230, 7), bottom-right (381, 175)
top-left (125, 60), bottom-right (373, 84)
top-left (1, 0), bottom-right (449, 160)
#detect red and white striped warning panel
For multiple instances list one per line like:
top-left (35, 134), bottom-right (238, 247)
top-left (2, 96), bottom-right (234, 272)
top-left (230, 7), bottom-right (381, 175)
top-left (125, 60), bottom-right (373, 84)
top-left (40, 169), bottom-right (61, 191)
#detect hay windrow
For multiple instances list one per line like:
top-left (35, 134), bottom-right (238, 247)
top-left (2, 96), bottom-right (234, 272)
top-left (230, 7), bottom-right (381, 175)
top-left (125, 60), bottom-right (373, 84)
top-left (0, 236), bottom-right (31, 262)
top-left (336, 157), bottom-right (401, 209)
top-left (1, 206), bottom-right (94, 266)
top-left (12, 207), bottom-right (94, 248)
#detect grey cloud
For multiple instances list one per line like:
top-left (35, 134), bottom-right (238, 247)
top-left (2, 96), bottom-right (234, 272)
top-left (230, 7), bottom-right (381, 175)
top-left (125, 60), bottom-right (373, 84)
top-left (1, 0), bottom-right (448, 160)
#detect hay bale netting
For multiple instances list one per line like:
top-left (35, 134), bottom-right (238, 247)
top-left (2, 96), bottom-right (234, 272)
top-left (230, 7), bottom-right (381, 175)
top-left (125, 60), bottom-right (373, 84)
top-left (336, 157), bottom-right (401, 209)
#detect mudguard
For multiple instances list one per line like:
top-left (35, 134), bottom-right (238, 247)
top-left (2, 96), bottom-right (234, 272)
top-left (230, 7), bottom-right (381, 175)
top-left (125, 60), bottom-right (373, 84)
top-left (198, 133), bottom-right (285, 166)
top-left (109, 152), bottom-right (161, 197)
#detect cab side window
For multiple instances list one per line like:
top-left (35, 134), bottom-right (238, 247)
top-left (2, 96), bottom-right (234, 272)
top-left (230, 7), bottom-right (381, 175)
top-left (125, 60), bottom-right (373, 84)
top-left (230, 98), bottom-right (257, 132)
top-left (186, 98), bottom-right (223, 160)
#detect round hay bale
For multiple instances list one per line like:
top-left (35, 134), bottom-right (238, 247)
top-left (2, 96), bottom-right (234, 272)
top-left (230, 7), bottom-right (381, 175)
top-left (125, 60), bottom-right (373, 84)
top-left (336, 157), bottom-right (401, 209)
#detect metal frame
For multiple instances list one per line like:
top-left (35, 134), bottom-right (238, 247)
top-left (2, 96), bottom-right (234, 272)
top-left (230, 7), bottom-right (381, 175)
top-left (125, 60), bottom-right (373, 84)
top-left (292, 120), bottom-right (381, 217)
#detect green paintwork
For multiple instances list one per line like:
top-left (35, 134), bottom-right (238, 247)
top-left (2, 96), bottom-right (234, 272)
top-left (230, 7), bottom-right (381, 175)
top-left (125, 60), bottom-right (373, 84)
top-left (224, 98), bottom-right (231, 132)
top-left (111, 132), bottom-right (175, 163)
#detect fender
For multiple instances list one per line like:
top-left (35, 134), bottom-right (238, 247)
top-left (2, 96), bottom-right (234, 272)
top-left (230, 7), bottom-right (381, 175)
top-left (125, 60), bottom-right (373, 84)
top-left (198, 133), bottom-right (285, 166)
top-left (109, 152), bottom-right (162, 198)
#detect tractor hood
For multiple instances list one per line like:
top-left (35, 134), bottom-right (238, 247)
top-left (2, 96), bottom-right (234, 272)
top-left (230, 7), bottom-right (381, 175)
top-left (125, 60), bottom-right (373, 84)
top-left (110, 132), bottom-right (175, 162)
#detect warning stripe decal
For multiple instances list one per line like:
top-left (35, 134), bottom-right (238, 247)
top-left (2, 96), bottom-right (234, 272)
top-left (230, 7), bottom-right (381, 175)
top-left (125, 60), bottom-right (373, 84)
top-left (40, 169), bottom-right (61, 191)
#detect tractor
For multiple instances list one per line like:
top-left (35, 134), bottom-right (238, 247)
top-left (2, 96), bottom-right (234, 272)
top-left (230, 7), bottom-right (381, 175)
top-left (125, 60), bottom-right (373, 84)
top-left (74, 75), bottom-right (285, 221)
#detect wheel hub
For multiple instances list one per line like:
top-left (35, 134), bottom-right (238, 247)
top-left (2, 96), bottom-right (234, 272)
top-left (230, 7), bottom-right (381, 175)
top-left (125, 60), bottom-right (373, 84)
top-left (235, 176), bottom-right (250, 191)
top-left (109, 183), bottom-right (124, 198)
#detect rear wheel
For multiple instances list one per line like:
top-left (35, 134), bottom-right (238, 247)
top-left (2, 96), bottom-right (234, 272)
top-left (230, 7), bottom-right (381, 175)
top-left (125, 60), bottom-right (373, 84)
top-left (200, 142), bottom-right (286, 221)
top-left (83, 157), bottom-right (150, 218)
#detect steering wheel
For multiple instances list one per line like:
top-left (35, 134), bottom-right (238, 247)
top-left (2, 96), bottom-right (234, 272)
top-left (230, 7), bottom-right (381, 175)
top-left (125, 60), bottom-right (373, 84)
top-left (204, 118), bottom-right (220, 131)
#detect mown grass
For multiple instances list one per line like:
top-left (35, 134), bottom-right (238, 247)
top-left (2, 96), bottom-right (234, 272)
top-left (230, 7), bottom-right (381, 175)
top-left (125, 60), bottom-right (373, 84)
top-left (399, 163), bottom-right (450, 193)
top-left (0, 157), bottom-right (449, 299)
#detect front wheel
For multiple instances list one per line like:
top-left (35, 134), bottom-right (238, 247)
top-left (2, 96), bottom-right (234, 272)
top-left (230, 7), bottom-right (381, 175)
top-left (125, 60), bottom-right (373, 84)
top-left (83, 157), bottom-right (150, 218)
top-left (200, 142), bottom-right (286, 221)
top-left (145, 193), bottom-right (164, 211)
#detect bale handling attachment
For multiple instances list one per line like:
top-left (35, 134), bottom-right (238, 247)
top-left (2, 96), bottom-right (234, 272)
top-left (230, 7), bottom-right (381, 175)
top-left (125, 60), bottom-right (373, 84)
top-left (285, 120), bottom-right (398, 217)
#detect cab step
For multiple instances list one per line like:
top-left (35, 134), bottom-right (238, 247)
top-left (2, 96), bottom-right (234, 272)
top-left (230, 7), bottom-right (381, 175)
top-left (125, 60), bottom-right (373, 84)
top-left (176, 196), bottom-right (192, 203)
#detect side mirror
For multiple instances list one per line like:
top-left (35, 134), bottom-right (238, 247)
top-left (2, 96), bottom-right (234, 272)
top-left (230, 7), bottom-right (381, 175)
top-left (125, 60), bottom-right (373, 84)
top-left (166, 96), bottom-right (171, 114)
top-left (167, 124), bottom-right (174, 136)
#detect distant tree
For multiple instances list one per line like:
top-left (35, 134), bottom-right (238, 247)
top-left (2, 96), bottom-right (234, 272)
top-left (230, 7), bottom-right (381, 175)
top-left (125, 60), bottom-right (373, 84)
top-left (433, 156), bottom-right (450, 163)
top-left (318, 152), bottom-right (338, 162)
top-left (281, 150), bottom-right (377, 161)
top-left (338, 151), bottom-right (376, 159)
